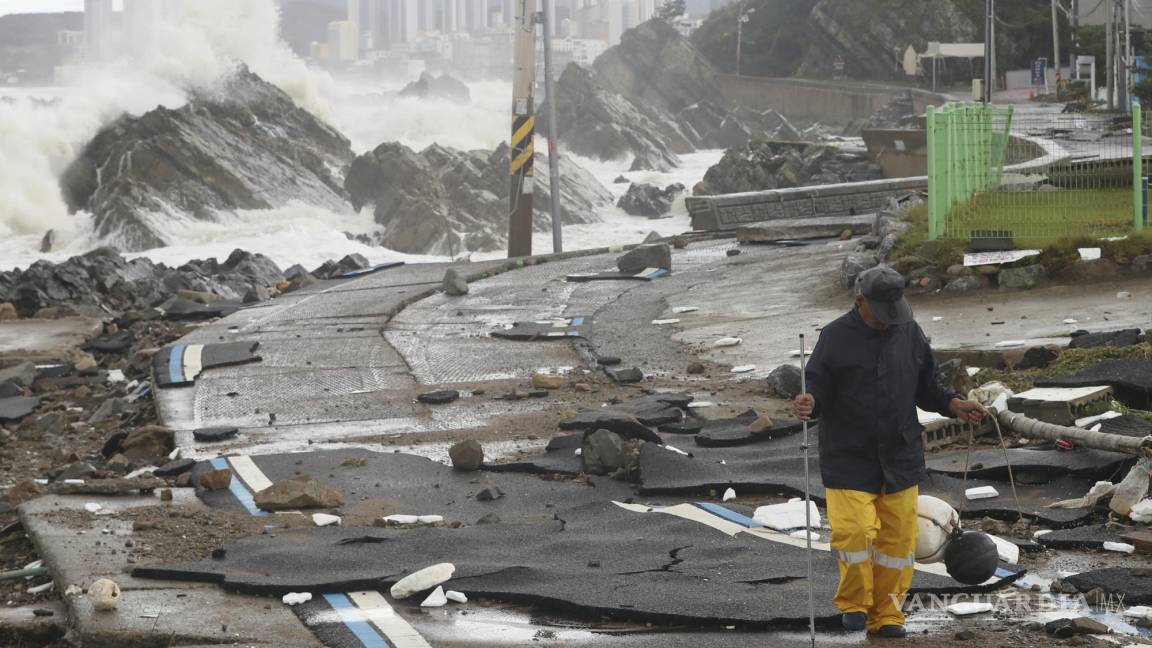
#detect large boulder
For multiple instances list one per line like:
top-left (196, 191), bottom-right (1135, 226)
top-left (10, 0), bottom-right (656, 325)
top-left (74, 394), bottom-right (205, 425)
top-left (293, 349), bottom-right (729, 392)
top-left (254, 475), bottom-right (342, 511)
top-left (840, 252), bottom-right (878, 288)
top-left (617, 183), bottom-right (686, 218)
top-left (999, 264), bottom-right (1048, 290)
top-left (617, 244), bottom-right (672, 275)
top-left (119, 426), bottom-right (175, 460)
top-left (766, 364), bottom-right (803, 399)
top-left (60, 66), bottom-right (353, 252)
top-left (581, 429), bottom-right (626, 476)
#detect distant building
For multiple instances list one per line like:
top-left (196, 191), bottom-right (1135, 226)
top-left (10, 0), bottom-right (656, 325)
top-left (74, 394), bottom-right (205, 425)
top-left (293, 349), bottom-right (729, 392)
top-left (83, 0), bottom-right (115, 61)
top-left (328, 20), bottom-right (360, 61)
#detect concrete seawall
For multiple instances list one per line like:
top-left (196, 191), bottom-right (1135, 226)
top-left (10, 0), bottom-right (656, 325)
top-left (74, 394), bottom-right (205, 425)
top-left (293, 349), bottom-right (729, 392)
top-left (716, 75), bottom-right (948, 124)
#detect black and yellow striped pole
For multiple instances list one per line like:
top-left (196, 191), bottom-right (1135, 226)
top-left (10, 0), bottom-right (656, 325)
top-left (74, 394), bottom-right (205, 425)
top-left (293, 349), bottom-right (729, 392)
top-left (508, 0), bottom-right (537, 258)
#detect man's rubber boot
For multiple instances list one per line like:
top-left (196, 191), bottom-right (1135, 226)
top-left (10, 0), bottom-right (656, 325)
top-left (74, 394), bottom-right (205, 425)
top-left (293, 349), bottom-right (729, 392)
top-left (841, 612), bottom-right (867, 631)
top-left (874, 625), bottom-right (908, 638)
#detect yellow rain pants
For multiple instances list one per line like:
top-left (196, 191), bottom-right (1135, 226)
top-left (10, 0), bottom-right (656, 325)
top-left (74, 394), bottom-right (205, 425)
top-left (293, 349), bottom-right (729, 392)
top-left (825, 485), bottom-right (918, 631)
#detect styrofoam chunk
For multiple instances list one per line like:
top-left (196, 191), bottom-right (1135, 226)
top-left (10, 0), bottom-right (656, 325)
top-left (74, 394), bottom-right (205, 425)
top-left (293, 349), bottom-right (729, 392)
top-left (730, 365), bottom-right (756, 373)
top-left (282, 592), bottom-right (312, 606)
top-left (445, 590), bottom-right (468, 604)
top-left (1063, 318), bottom-right (1078, 324)
top-left (664, 445), bottom-right (689, 456)
top-left (417, 515), bottom-right (444, 524)
top-left (1103, 542), bottom-right (1136, 554)
top-left (986, 534), bottom-right (1020, 565)
top-left (994, 340), bottom-right (1025, 349)
top-left (390, 563), bottom-right (456, 600)
top-left (947, 602), bottom-right (993, 616)
top-left (672, 307), bottom-right (699, 314)
top-left (84, 503), bottom-right (102, 513)
top-left (421, 586), bottom-right (448, 607)
top-left (1032, 529), bottom-right (1052, 538)
top-left (722, 488), bottom-right (736, 502)
top-left (1130, 499), bottom-right (1152, 523)
top-left (1075, 410), bottom-right (1123, 428)
top-left (1122, 606), bottom-right (1152, 620)
top-left (752, 500), bottom-right (821, 531)
top-left (687, 401), bottom-right (715, 408)
top-left (312, 513), bottom-right (341, 527)
top-left (651, 319), bottom-right (680, 326)
top-left (965, 486), bottom-right (999, 500)
top-left (383, 515), bottom-right (420, 524)
top-left (713, 337), bottom-right (742, 348)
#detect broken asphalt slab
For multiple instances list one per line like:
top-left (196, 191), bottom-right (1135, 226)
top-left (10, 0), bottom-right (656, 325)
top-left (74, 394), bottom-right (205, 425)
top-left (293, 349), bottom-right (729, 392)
top-left (153, 341), bottom-right (262, 388)
top-left (490, 316), bottom-right (591, 341)
top-left (694, 414), bottom-right (804, 448)
top-left (134, 501), bottom-right (1014, 630)
top-left (189, 449), bottom-right (635, 523)
top-left (1064, 567), bottom-right (1152, 605)
top-left (924, 445), bottom-right (1134, 483)
top-left (1037, 359), bottom-right (1152, 409)
top-left (1036, 524), bottom-right (1127, 550)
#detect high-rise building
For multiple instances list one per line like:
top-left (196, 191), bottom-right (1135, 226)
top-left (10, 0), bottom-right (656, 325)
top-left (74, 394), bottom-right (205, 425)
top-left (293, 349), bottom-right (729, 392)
top-left (328, 20), bottom-right (360, 61)
top-left (83, 0), bottom-right (115, 61)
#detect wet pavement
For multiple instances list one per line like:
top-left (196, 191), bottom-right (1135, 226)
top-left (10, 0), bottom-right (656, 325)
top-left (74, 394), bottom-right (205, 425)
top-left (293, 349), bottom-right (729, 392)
top-left (16, 236), bottom-right (1152, 648)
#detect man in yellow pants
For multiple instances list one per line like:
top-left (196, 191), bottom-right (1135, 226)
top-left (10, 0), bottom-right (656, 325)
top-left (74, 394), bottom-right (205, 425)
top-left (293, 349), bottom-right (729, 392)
top-left (795, 267), bottom-right (986, 638)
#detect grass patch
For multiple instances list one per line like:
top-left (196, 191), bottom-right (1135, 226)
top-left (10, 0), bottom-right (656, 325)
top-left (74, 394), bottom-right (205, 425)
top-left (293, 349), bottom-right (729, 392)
top-left (972, 342), bottom-right (1152, 393)
top-left (946, 188), bottom-right (1134, 247)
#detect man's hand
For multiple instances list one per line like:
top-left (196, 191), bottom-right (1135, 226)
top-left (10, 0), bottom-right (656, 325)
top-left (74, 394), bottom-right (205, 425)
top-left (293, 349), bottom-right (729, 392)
top-left (794, 393), bottom-right (815, 421)
top-left (949, 398), bottom-right (987, 424)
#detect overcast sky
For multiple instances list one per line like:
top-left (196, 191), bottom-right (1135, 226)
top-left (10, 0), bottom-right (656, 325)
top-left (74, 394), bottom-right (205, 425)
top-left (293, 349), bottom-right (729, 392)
top-left (0, 0), bottom-right (84, 17)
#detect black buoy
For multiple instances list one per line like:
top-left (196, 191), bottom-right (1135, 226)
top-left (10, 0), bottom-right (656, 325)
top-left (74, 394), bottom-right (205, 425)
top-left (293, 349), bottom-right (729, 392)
top-left (944, 531), bottom-right (1000, 585)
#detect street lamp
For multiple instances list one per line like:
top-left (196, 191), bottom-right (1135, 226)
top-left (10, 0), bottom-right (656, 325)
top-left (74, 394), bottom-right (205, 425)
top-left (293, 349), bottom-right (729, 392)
top-left (736, 6), bottom-right (754, 76)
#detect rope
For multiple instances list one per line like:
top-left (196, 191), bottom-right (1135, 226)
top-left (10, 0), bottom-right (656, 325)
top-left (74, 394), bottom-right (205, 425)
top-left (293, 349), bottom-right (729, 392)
top-left (958, 409), bottom-right (1025, 523)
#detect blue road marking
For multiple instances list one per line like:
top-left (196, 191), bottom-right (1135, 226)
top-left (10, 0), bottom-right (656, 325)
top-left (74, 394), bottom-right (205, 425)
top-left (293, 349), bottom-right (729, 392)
top-left (209, 457), bottom-right (267, 517)
top-left (322, 593), bottom-right (392, 648)
top-left (168, 345), bottom-right (186, 385)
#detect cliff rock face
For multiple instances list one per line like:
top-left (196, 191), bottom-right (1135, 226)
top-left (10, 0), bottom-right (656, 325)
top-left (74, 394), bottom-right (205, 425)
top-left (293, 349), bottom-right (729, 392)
top-left (399, 72), bottom-right (471, 103)
top-left (346, 142), bottom-right (611, 255)
top-left (60, 66), bottom-right (354, 252)
top-left (549, 19), bottom-right (754, 170)
top-left (692, 0), bottom-right (978, 81)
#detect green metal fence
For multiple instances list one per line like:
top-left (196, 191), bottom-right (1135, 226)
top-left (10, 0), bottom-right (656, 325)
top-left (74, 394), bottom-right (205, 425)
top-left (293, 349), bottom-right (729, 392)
top-left (927, 102), bottom-right (1146, 244)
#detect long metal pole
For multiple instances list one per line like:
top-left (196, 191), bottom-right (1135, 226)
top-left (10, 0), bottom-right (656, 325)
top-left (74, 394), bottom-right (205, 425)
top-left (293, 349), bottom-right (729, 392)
top-left (1124, 0), bottom-right (1132, 112)
top-left (541, 2), bottom-right (562, 253)
top-left (984, 0), bottom-right (993, 103)
top-left (799, 334), bottom-right (816, 648)
top-left (736, 18), bottom-right (742, 76)
top-left (508, 0), bottom-right (537, 258)
top-left (1052, 0), bottom-right (1061, 95)
top-left (1107, 0), bottom-right (1115, 109)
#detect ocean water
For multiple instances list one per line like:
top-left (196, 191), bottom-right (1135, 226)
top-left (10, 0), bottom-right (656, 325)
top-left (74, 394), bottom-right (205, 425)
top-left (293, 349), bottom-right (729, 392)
top-left (0, 0), bottom-right (721, 274)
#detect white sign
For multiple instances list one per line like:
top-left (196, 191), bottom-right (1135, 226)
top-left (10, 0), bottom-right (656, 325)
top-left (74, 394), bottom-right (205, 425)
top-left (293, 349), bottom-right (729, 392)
top-left (963, 249), bottom-right (1042, 267)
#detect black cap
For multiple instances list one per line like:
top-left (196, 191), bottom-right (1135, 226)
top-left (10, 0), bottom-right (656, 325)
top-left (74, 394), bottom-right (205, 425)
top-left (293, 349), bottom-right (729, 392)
top-left (856, 266), bottom-right (913, 326)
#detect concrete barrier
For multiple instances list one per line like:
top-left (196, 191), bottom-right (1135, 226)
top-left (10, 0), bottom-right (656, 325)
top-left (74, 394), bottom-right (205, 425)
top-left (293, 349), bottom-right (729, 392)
top-left (687, 133), bottom-right (1070, 232)
top-left (686, 178), bottom-right (928, 230)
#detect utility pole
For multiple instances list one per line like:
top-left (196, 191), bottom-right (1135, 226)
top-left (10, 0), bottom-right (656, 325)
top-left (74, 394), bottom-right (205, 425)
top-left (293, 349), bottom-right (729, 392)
top-left (984, 0), bottom-right (993, 102)
top-left (1107, 0), bottom-right (1115, 109)
top-left (1071, 0), bottom-right (1079, 79)
top-left (735, 6), bottom-right (753, 76)
top-left (540, 1), bottom-right (562, 253)
top-left (1123, 0), bottom-right (1132, 112)
top-left (508, 0), bottom-right (537, 258)
top-left (1052, 0), bottom-right (1062, 96)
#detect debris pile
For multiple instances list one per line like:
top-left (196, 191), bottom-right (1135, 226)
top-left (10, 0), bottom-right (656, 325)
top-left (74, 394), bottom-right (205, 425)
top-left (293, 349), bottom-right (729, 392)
top-left (694, 141), bottom-right (883, 196)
